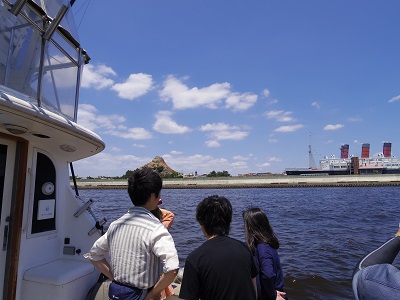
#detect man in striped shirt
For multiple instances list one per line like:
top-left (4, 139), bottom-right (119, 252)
top-left (85, 167), bottom-right (179, 300)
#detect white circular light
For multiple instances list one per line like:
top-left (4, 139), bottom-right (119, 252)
top-left (60, 144), bottom-right (76, 152)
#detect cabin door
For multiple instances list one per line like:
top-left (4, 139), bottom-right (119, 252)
top-left (0, 138), bottom-right (16, 296)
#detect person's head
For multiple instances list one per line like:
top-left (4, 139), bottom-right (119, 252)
top-left (127, 167), bottom-right (162, 206)
top-left (196, 195), bottom-right (232, 237)
top-left (243, 207), bottom-right (279, 252)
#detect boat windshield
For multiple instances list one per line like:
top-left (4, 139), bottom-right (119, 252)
top-left (0, 0), bottom-right (89, 122)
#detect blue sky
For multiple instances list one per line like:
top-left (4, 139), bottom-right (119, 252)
top-left (71, 1), bottom-right (400, 177)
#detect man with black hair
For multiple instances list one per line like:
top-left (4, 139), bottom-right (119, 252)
top-left (179, 195), bottom-right (258, 300)
top-left (85, 167), bottom-right (179, 300)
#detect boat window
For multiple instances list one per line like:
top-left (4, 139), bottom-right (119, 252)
top-left (39, 31), bottom-right (79, 119)
top-left (31, 152), bottom-right (56, 234)
top-left (0, 1), bottom-right (87, 122)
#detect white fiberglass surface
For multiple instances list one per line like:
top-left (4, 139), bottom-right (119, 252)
top-left (0, 138), bottom-right (16, 296)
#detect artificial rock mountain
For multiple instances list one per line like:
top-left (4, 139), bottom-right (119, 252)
top-left (143, 156), bottom-right (176, 177)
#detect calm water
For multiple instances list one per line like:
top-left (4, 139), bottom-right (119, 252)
top-left (79, 186), bottom-right (400, 300)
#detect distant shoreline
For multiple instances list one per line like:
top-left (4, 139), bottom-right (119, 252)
top-left (72, 174), bottom-right (400, 189)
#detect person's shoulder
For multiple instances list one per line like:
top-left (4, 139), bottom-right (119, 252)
top-left (225, 236), bottom-right (248, 247)
top-left (256, 243), bottom-right (279, 257)
top-left (186, 242), bottom-right (207, 262)
top-left (218, 236), bottom-right (252, 253)
top-left (256, 243), bottom-right (276, 251)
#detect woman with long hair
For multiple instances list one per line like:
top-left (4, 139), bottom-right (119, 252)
top-left (243, 208), bottom-right (286, 300)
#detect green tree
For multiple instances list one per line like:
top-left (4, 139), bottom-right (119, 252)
top-left (122, 170), bottom-right (135, 179)
top-left (207, 171), bottom-right (217, 177)
top-left (207, 170), bottom-right (230, 177)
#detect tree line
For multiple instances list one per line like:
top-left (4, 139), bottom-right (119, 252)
top-left (75, 168), bottom-right (231, 179)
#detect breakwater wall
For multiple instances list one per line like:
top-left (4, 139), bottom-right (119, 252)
top-left (72, 174), bottom-right (400, 189)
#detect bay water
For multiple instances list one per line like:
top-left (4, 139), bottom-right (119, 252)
top-left (79, 186), bottom-right (400, 300)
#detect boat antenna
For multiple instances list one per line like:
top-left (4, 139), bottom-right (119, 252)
top-left (72, 0), bottom-right (92, 29)
top-left (69, 162), bottom-right (79, 196)
top-left (308, 133), bottom-right (317, 169)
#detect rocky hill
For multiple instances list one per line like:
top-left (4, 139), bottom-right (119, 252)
top-left (143, 156), bottom-right (177, 177)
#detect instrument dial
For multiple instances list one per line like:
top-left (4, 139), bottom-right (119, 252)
top-left (42, 182), bottom-right (55, 195)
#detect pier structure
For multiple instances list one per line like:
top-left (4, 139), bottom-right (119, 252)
top-left (73, 174), bottom-right (400, 189)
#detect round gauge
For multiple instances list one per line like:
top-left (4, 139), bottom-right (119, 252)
top-left (42, 182), bottom-right (55, 195)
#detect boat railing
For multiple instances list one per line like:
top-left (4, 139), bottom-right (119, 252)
top-left (75, 195), bottom-right (107, 235)
top-left (0, 0), bottom-right (89, 122)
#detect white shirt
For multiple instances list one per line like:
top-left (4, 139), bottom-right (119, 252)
top-left (84, 206), bottom-right (179, 289)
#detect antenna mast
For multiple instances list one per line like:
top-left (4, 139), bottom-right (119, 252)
top-left (308, 133), bottom-right (317, 169)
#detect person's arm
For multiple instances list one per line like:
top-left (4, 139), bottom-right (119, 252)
top-left (356, 236), bottom-right (400, 271)
top-left (257, 245), bottom-right (277, 300)
top-left (84, 233), bottom-right (113, 279)
top-left (276, 290), bottom-right (286, 300)
top-left (179, 259), bottom-right (200, 300)
top-left (144, 269), bottom-right (178, 300)
top-left (160, 208), bottom-right (175, 230)
top-left (89, 258), bottom-right (114, 281)
top-left (253, 277), bottom-right (258, 299)
top-left (150, 224), bottom-right (180, 298)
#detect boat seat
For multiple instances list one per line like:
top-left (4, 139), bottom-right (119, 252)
top-left (23, 258), bottom-right (94, 285)
top-left (22, 259), bottom-right (97, 300)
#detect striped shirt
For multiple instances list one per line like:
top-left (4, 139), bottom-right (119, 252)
top-left (84, 207), bottom-right (179, 289)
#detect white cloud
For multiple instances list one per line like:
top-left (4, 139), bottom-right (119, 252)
top-left (225, 93), bottom-right (258, 111)
top-left (77, 104), bottom-right (126, 131)
top-left (267, 99), bottom-right (278, 105)
top-left (260, 162), bottom-right (271, 167)
top-left (264, 110), bottom-right (295, 122)
top-left (105, 127), bottom-right (153, 139)
top-left (77, 104), bottom-right (152, 139)
top-left (200, 123), bottom-right (240, 131)
top-left (311, 101), bottom-right (320, 109)
top-left (133, 144), bottom-right (146, 148)
top-left (268, 157), bottom-right (282, 162)
top-left (211, 130), bottom-right (248, 140)
top-left (170, 150), bottom-right (183, 155)
top-left (81, 64), bottom-right (116, 89)
top-left (205, 140), bottom-right (221, 147)
top-left (162, 154), bottom-right (231, 174)
top-left (323, 124), bottom-right (344, 130)
top-left (160, 75), bottom-right (231, 109)
top-left (153, 111), bottom-right (192, 134)
top-left (200, 122), bottom-right (249, 143)
top-left (348, 117), bottom-right (362, 122)
top-left (112, 73), bottom-right (153, 100)
top-left (274, 124), bottom-right (304, 132)
top-left (233, 155), bottom-right (249, 161)
top-left (263, 89), bottom-right (270, 97)
top-left (268, 138), bottom-right (278, 143)
top-left (231, 161), bottom-right (248, 169)
top-left (388, 95), bottom-right (400, 103)
top-left (73, 152), bottom-right (152, 177)
top-left (111, 147), bottom-right (122, 152)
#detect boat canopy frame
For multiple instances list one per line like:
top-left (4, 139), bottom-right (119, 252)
top-left (1, 0), bottom-right (90, 122)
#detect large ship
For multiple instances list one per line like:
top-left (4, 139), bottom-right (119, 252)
top-left (285, 142), bottom-right (400, 176)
